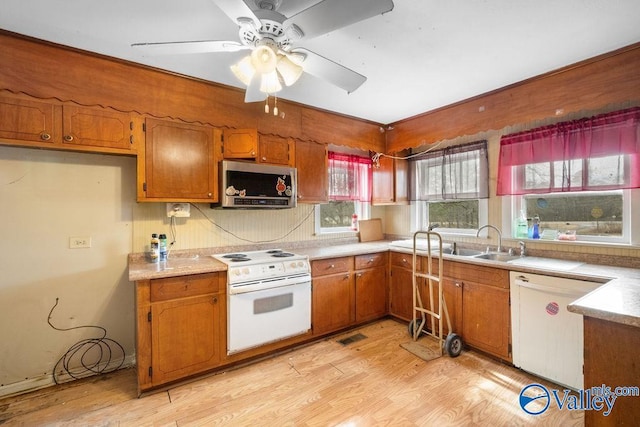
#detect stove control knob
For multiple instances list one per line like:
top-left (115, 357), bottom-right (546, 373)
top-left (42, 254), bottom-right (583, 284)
top-left (242, 267), bottom-right (250, 275)
top-left (232, 269), bottom-right (241, 276)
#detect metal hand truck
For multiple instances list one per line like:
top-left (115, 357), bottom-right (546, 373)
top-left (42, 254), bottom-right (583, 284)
top-left (408, 231), bottom-right (463, 357)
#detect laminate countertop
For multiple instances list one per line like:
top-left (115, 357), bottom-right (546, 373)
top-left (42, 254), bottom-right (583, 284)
top-left (128, 241), bottom-right (640, 328)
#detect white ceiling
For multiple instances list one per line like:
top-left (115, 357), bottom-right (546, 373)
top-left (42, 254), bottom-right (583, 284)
top-left (1, 0), bottom-right (639, 124)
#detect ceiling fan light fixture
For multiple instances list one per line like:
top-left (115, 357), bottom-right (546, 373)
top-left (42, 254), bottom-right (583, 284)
top-left (230, 55), bottom-right (255, 86)
top-left (259, 70), bottom-right (282, 94)
top-left (276, 55), bottom-right (303, 86)
top-left (250, 45), bottom-right (278, 74)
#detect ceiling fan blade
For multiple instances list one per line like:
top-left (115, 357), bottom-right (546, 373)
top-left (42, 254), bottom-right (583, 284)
top-left (284, 0), bottom-right (394, 40)
top-left (244, 75), bottom-right (267, 103)
top-left (211, 0), bottom-right (261, 29)
top-left (131, 40), bottom-right (249, 55)
top-left (289, 48), bottom-right (366, 94)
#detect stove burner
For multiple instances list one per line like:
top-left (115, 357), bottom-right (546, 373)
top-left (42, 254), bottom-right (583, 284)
top-left (222, 253), bottom-right (248, 259)
top-left (229, 257), bottom-right (251, 262)
top-left (272, 252), bottom-right (294, 258)
top-left (266, 250), bottom-right (283, 254)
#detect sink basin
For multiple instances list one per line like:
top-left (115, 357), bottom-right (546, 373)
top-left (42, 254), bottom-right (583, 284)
top-left (450, 248), bottom-right (484, 257)
top-left (473, 252), bottom-right (521, 262)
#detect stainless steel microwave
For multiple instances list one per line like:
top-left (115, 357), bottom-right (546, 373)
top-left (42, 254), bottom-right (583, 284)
top-left (215, 160), bottom-right (297, 208)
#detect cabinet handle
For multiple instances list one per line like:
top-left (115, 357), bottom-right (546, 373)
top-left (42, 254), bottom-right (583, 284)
top-left (262, 156), bottom-right (267, 161)
top-left (343, 274), bottom-right (350, 280)
top-left (213, 297), bottom-right (218, 304)
top-left (357, 273), bottom-right (362, 278)
top-left (402, 258), bottom-right (408, 264)
top-left (208, 192), bottom-right (212, 197)
top-left (368, 258), bottom-right (374, 263)
top-left (455, 282), bottom-right (461, 288)
top-left (329, 264), bottom-right (335, 269)
top-left (251, 151), bottom-right (256, 156)
top-left (40, 133), bottom-right (51, 141)
top-left (63, 135), bottom-right (74, 142)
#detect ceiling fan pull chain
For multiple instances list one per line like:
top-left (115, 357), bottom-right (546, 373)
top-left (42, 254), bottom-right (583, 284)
top-left (273, 96), bottom-right (278, 116)
top-left (264, 97), bottom-right (270, 114)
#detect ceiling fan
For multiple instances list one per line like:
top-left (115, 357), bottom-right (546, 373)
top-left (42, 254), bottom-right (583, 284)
top-left (132, 0), bottom-right (394, 103)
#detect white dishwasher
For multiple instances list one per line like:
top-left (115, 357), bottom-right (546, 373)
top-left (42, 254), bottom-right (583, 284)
top-left (510, 271), bottom-right (600, 390)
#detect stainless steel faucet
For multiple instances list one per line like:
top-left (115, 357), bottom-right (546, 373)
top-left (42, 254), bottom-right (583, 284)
top-left (519, 240), bottom-right (526, 257)
top-left (476, 224), bottom-right (502, 253)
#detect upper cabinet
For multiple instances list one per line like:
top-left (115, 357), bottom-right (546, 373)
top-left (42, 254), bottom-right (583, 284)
top-left (258, 134), bottom-right (294, 165)
top-left (222, 128), bottom-right (257, 159)
top-left (140, 118), bottom-right (219, 202)
top-left (0, 92), bottom-right (140, 154)
top-left (221, 129), bottom-right (293, 166)
top-left (295, 139), bottom-right (328, 204)
top-left (372, 153), bottom-right (409, 205)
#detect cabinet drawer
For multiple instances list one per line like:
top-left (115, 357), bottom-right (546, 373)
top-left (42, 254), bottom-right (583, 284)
top-left (312, 257), bottom-right (353, 276)
top-left (390, 251), bottom-right (420, 270)
top-left (151, 272), bottom-right (222, 302)
top-left (355, 252), bottom-right (388, 270)
top-left (444, 261), bottom-right (509, 289)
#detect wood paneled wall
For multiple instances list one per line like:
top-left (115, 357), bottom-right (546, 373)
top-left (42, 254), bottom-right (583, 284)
top-left (0, 31), bottom-right (384, 153)
top-left (387, 43), bottom-right (640, 152)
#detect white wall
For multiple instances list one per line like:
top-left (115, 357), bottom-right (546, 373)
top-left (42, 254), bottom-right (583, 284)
top-left (0, 146), bottom-right (136, 395)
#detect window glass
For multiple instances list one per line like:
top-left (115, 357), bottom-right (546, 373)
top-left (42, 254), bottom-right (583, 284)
top-left (427, 200), bottom-right (479, 229)
top-left (320, 201), bottom-right (356, 229)
top-left (523, 191), bottom-right (623, 238)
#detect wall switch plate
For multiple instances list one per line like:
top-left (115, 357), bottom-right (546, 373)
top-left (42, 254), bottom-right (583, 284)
top-left (69, 236), bottom-right (91, 249)
top-left (166, 203), bottom-right (190, 218)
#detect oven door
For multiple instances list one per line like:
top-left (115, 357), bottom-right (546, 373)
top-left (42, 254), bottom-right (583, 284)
top-left (228, 279), bottom-right (311, 355)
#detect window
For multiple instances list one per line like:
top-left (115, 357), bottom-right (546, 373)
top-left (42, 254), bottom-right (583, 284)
top-left (498, 107), bottom-right (640, 243)
top-left (411, 140), bottom-right (489, 233)
top-left (317, 152), bottom-right (372, 233)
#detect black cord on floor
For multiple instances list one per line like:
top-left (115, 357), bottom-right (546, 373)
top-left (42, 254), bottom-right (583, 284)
top-left (47, 298), bottom-right (125, 384)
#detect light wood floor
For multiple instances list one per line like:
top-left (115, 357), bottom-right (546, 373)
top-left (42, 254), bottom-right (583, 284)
top-left (1, 319), bottom-right (582, 426)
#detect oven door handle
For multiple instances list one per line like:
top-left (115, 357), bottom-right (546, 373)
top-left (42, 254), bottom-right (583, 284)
top-left (229, 274), bottom-right (311, 295)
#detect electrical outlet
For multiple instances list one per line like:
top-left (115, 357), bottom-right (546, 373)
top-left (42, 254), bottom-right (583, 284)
top-left (69, 236), bottom-right (91, 249)
top-left (166, 203), bottom-right (190, 218)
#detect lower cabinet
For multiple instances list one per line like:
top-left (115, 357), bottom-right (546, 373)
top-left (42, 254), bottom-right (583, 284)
top-left (135, 272), bottom-right (226, 392)
top-left (389, 252), bottom-right (419, 321)
top-left (312, 253), bottom-right (388, 335)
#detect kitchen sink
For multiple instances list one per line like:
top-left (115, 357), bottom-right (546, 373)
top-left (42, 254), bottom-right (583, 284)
top-left (473, 252), bottom-right (521, 262)
top-left (450, 248), bottom-right (484, 257)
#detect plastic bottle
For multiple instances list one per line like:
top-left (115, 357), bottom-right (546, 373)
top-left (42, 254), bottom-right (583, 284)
top-left (150, 233), bottom-right (159, 263)
top-left (159, 234), bottom-right (168, 261)
top-left (351, 213), bottom-right (358, 231)
top-left (532, 216), bottom-right (540, 239)
top-left (515, 210), bottom-right (528, 239)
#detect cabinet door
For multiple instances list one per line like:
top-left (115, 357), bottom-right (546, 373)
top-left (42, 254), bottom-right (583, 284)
top-left (258, 134), bottom-right (292, 165)
top-left (394, 157), bottom-right (409, 203)
top-left (312, 273), bottom-right (354, 335)
top-left (222, 128), bottom-right (257, 159)
top-left (372, 155), bottom-right (394, 204)
top-left (62, 105), bottom-right (133, 150)
top-left (144, 118), bottom-right (217, 201)
top-left (0, 95), bottom-right (59, 144)
top-left (355, 265), bottom-right (388, 323)
top-left (389, 266), bottom-right (415, 321)
top-left (462, 281), bottom-right (510, 360)
top-left (422, 276), bottom-right (462, 336)
top-left (151, 294), bottom-right (221, 385)
top-left (295, 139), bottom-right (328, 203)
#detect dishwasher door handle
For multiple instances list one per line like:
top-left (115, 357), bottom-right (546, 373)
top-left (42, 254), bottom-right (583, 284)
top-left (514, 279), bottom-right (587, 298)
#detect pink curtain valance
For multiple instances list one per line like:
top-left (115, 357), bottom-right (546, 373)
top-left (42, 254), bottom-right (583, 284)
top-left (327, 152), bottom-right (372, 202)
top-left (497, 107), bottom-right (640, 195)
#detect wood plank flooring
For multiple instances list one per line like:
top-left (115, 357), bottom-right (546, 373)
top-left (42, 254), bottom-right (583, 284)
top-left (0, 319), bottom-right (582, 426)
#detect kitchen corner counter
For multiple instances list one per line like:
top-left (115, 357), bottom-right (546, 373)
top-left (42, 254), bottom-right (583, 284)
top-left (568, 274), bottom-right (640, 328)
top-left (128, 253), bottom-right (227, 281)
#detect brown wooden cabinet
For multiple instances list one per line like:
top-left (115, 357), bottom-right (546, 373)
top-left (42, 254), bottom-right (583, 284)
top-left (135, 272), bottom-right (226, 392)
top-left (354, 253), bottom-right (388, 323)
top-left (295, 139), bottom-right (328, 203)
top-left (311, 256), bottom-right (354, 335)
top-left (372, 153), bottom-right (408, 205)
top-left (389, 252), bottom-right (419, 321)
top-left (311, 253), bottom-right (387, 335)
top-left (222, 128), bottom-right (257, 159)
top-left (0, 92), bottom-right (139, 154)
top-left (258, 134), bottom-right (294, 165)
top-left (444, 261), bottom-right (510, 361)
top-left (141, 118), bottom-right (219, 202)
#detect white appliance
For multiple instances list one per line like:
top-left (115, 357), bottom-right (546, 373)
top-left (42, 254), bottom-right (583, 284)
top-left (214, 249), bottom-right (311, 355)
top-left (510, 272), bottom-right (600, 390)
